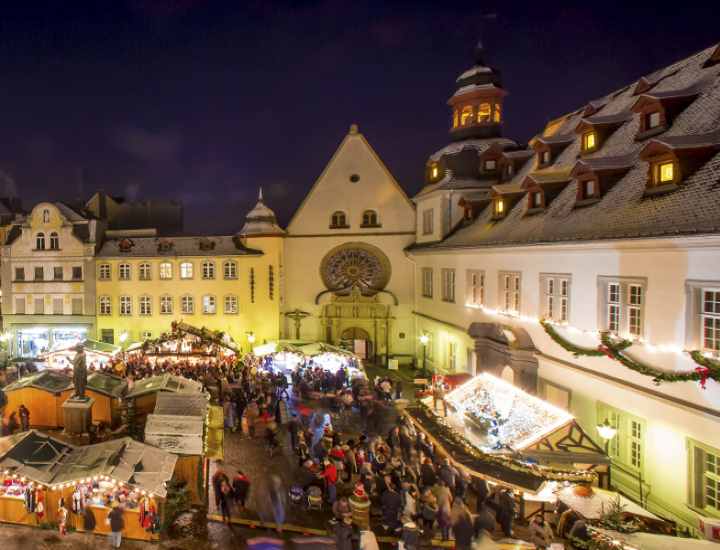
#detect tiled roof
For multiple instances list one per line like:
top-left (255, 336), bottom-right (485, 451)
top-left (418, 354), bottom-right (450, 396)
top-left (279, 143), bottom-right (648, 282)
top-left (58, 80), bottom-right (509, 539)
top-left (97, 235), bottom-right (263, 257)
top-left (411, 42), bottom-right (720, 251)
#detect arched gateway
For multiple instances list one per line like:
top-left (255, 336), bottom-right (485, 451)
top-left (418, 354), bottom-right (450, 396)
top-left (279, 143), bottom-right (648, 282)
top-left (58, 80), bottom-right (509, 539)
top-left (467, 322), bottom-right (539, 393)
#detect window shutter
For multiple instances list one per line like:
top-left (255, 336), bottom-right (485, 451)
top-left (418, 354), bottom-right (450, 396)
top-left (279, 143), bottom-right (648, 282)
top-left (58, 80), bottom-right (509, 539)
top-left (695, 446), bottom-right (706, 508)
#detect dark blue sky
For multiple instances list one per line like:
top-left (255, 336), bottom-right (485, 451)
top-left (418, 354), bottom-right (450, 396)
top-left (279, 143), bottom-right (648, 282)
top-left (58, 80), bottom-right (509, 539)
top-left (0, 1), bottom-right (718, 233)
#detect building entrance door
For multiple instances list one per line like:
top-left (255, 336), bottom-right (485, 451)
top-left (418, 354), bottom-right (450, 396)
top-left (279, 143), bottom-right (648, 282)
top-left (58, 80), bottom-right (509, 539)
top-left (340, 327), bottom-right (372, 360)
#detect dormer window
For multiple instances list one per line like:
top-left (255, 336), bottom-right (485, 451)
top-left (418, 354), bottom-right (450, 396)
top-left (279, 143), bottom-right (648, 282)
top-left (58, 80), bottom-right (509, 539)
top-left (452, 110), bottom-right (459, 128)
top-left (477, 103), bottom-right (491, 123)
top-left (494, 199), bottom-right (505, 218)
top-left (582, 131), bottom-right (597, 152)
top-left (646, 111), bottom-right (661, 130)
top-left (330, 211), bottom-right (348, 229)
top-left (460, 105), bottom-right (473, 126)
top-left (484, 159), bottom-right (497, 171)
top-left (429, 162), bottom-right (440, 180)
top-left (493, 103), bottom-right (502, 123)
top-left (505, 164), bottom-right (514, 178)
top-left (581, 179), bottom-right (597, 199)
top-left (531, 191), bottom-right (543, 208)
top-left (539, 150), bottom-right (551, 165)
top-left (652, 160), bottom-right (677, 186)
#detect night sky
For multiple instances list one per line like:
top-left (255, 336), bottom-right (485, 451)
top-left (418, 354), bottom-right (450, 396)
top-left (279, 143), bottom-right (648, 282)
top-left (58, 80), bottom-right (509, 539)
top-left (1, 1), bottom-right (718, 233)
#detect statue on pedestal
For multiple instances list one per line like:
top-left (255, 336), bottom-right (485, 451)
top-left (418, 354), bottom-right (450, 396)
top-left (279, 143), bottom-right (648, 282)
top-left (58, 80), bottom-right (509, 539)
top-left (72, 345), bottom-right (88, 400)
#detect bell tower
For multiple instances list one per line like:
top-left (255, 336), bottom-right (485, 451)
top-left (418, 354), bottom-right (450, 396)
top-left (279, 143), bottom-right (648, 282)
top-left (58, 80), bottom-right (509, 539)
top-left (448, 41), bottom-right (507, 141)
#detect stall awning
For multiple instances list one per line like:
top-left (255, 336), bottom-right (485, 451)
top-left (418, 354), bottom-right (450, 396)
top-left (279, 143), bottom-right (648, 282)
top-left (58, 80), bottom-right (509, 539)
top-left (125, 374), bottom-right (204, 399)
top-left (87, 372), bottom-right (128, 398)
top-left (4, 371), bottom-right (72, 394)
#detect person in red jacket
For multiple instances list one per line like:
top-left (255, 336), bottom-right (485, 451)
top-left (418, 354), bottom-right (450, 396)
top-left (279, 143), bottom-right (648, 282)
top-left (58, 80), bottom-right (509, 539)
top-left (318, 459), bottom-right (338, 504)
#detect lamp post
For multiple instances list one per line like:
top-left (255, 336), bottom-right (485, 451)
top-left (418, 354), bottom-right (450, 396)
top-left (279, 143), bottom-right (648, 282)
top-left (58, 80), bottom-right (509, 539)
top-left (597, 418), bottom-right (618, 488)
top-left (246, 332), bottom-right (256, 354)
top-left (419, 333), bottom-right (429, 377)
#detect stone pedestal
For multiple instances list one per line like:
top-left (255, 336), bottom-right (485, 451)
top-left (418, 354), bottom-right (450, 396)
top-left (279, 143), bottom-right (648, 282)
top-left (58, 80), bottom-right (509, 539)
top-left (62, 397), bottom-right (94, 435)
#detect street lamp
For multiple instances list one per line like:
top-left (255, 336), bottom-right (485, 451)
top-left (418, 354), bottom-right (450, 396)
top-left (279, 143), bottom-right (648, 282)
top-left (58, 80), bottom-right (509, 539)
top-left (597, 418), bottom-right (618, 488)
top-left (246, 332), bottom-right (256, 353)
top-left (419, 333), bottom-right (429, 376)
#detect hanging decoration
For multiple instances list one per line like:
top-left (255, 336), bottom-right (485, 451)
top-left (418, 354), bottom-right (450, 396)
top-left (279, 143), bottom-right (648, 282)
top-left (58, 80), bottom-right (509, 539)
top-left (540, 320), bottom-right (720, 387)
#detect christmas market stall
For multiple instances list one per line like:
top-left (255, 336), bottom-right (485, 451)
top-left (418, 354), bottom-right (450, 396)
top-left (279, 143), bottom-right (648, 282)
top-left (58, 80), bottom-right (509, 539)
top-left (85, 372), bottom-right (128, 428)
top-left (127, 321), bottom-right (239, 365)
top-left (124, 374), bottom-right (204, 422)
top-left (0, 430), bottom-right (176, 541)
top-left (252, 340), bottom-right (365, 379)
top-left (144, 393), bottom-right (210, 504)
top-left (43, 339), bottom-right (121, 371)
top-left (2, 371), bottom-right (73, 429)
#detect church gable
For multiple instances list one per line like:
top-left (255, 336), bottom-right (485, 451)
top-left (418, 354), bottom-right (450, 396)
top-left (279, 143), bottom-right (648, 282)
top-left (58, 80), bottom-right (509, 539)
top-left (288, 124), bottom-right (415, 235)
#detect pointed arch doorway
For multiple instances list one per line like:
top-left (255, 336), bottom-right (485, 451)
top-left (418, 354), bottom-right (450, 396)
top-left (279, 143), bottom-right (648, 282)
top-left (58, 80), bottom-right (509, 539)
top-left (340, 327), bottom-right (372, 359)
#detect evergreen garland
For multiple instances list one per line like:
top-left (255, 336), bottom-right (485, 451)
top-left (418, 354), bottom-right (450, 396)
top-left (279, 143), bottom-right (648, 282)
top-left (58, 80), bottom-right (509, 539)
top-left (540, 320), bottom-right (720, 387)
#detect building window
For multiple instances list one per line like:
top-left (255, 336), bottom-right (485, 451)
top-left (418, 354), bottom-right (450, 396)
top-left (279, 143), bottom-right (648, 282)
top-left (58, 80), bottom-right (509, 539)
top-left (460, 105), bottom-right (473, 126)
top-left (34, 298), bottom-right (44, 315)
top-left (98, 264), bottom-right (111, 280)
top-left (49, 232), bottom-right (59, 250)
top-left (539, 150), bottom-right (551, 166)
top-left (505, 164), bottom-right (514, 179)
top-left (202, 295), bottom-right (216, 314)
top-left (541, 274), bottom-right (571, 322)
top-left (180, 262), bottom-right (193, 279)
top-left (597, 403), bottom-right (645, 475)
top-left (430, 163), bottom-right (440, 179)
top-left (36, 233), bottom-right (45, 250)
top-left (599, 277), bottom-right (647, 338)
top-left (421, 267), bottom-right (433, 299)
top-left (14, 267), bottom-right (24, 281)
top-left (202, 260), bottom-right (215, 280)
top-left (100, 329), bottom-right (114, 344)
top-left (531, 191), bottom-right (543, 209)
top-left (493, 103), bottom-right (502, 123)
top-left (119, 263), bottom-right (131, 280)
top-left (582, 131), bottom-right (597, 152)
top-left (15, 297), bottom-right (25, 314)
top-left (646, 111), bottom-right (661, 129)
top-left (484, 159), bottom-right (497, 171)
top-left (652, 160), bottom-right (677, 186)
top-left (120, 296), bottom-right (132, 316)
top-left (580, 179), bottom-right (597, 200)
top-left (330, 211), bottom-right (347, 228)
top-left (139, 295), bottom-right (152, 316)
top-left (494, 199), bottom-right (505, 218)
top-left (72, 266), bottom-right (82, 281)
top-left (138, 263), bottom-right (151, 281)
top-left (702, 289), bottom-right (720, 354)
top-left (160, 295), bottom-right (173, 314)
top-left (159, 262), bottom-right (173, 280)
top-left (53, 267), bottom-right (63, 281)
top-left (52, 298), bottom-right (63, 314)
top-left (630, 420), bottom-right (643, 470)
top-left (447, 340), bottom-right (458, 371)
top-left (181, 295), bottom-right (194, 314)
top-left (690, 439), bottom-right (720, 515)
top-left (422, 209), bottom-right (434, 235)
top-left (99, 296), bottom-right (112, 316)
top-left (361, 210), bottom-right (379, 227)
top-left (42, 209), bottom-right (50, 223)
top-left (452, 110), bottom-right (459, 128)
top-left (224, 295), bottom-right (238, 314)
top-left (441, 268), bottom-right (455, 303)
top-left (34, 267), bottom-right (44, 281)
top-left (250, 267), bottom-right (255, 303)
top-left (500, 272), bottom-right (521, 313)
top-left (477, 102), bottom-right (491, 123)
top-left (223, 261), bottom-right (237, 280)
top-left (467, 269), bottom-right (484, 306)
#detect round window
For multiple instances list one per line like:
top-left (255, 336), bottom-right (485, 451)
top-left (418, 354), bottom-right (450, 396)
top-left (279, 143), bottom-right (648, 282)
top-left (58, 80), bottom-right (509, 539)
top-left (349, 174), bottom-right (360, 183)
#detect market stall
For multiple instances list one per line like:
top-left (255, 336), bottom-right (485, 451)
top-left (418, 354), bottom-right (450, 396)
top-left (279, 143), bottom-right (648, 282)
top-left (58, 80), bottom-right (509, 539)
top-left (0, 430), bottom-right (176, 541)
top-left (144, 393), bottom-right (210, 504)
top-left (85, 372), bottom-right (128, 428)
top-left (125, 374), bottom-right (205, 420)
top-left (42, 339), bottom-right (121, 371)
top-left (2, 371), bottom-right (74, 428)
top-left (127, 321), bottom-right (238, 365)
top-left (252, 340), bottom-right (365, 378)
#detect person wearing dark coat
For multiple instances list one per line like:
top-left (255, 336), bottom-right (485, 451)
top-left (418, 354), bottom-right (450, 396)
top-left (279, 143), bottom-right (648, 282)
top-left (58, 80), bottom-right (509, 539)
top-left (495, 489), bottom-right (516, 538)
top-left (380, 485), bottom-right (402, 533)
top-left (333, 516), bottom-right (358, 550)
top-left (420, 460), bottom-right (437, 488)
top-left (83, 506), bottom-right (97, 531)
top-left (287, 413), bottom-right (300, 450)
top-left (438, 459), bottom-right (456, 493)
top-left (232, 471), bottom-right (251, 509)
top-left (473, 477), bottom-right (490, 504)
top-left (452, 510), bottom-right (475, 550)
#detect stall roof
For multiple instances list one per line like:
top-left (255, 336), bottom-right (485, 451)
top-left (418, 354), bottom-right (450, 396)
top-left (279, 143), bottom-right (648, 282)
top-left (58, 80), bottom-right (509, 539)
top-left (126, 374), bottom-right (204, 399)
top-left (153, 393), bottom-right (209, 417)
top-left (0, 431), bottom-right (177, 497)
top-left (594, 529), bottom-right (719, 550)
top-left (4, 371), bottom-right (72, 394)
top-left (145, 414), bottom-right (204, 456)
top-left (557, 487), bottom-right (660, 521)
top-left (137, 321), bottom-right (239, 354)
top-left (87, 372), bottom-right (128, 398)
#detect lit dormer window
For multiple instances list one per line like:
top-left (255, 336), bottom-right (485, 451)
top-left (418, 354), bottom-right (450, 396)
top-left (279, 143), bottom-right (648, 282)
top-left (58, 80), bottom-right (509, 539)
top-left (581, 179), bottom-right (596, 199)
top-left (494, 199), bottom-right (505, 217)
top-left (430, 163), bottom-right (439, 179)
top-left (646, 111), bottom-right (661, 130)
top-left (493, 103), bottom-right (502, 123)
top-left (460, 106), bottom-right (473, 126)
top-left (582, 131), bottom-right (597, 152)
top-left (538, 150), bottom-right (551, 166)
top-left (532, 191), bottom-right (543, 208)
top-left (484, 159), bottom-right (496, 171)
top-left (652, 160), bottom-right (677, 186)
top-left (477, 103), bottom-right (491, 123)
top-left (452, 110), bottom-right (459, 128)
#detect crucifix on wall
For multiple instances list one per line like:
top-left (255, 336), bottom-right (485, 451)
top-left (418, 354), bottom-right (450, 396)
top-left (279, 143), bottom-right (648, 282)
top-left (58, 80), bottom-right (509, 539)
top-left (285, 309), bottom-right (311, 340)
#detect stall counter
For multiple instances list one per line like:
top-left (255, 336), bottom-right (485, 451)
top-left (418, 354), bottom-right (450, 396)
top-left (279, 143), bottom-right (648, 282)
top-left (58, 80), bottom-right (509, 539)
top-left (0, 494), bottom-right (40, 526)
top-left (71, 504), bottom-right (160, 541)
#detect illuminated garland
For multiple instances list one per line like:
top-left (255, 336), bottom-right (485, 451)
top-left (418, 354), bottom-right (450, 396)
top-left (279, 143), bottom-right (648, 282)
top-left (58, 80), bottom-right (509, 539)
top-left (410, 403), bottom-right (597, 485)
top-left (540, 320), bottom-right (720, 388)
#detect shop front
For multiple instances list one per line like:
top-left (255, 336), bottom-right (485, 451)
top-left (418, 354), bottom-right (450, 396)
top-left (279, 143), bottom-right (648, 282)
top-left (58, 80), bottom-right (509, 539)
top-left (6, 316), bottom-right (95, 359)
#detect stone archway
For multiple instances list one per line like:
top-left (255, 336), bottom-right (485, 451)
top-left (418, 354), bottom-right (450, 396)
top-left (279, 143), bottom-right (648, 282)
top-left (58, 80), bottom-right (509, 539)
top-left (467, 322), bottom-right (539, 394)
top-left (340, 326), bottom-right (372, 359)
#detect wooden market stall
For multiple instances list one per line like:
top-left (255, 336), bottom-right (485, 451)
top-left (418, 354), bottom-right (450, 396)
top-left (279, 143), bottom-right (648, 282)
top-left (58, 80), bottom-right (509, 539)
top-left (86, 372), bottom-right (128, 428)
top-left (144, 393), bottom-right (209, 504)
top-left (125, 374), bottom-right (204, 421)
top-left (0, 430), bottom-right (176, 541)
top-left (2, 371), bottom-right (74, 428)
top-left (43, 339), bottom-right (121, 371)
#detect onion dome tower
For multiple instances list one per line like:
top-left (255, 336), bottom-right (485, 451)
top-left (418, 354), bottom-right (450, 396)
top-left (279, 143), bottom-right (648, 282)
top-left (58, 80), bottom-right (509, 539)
top-left (448, 41), bottom-right (507, 141)
top-left (238, 188), bottom-right (285, 236)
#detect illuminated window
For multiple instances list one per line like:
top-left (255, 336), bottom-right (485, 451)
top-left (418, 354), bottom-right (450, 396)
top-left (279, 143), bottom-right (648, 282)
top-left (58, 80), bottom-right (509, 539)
top-left (159, 262), bottom-right (173, 280)
top-left (582, 131), bottom-right (597, 151)
top-left (477, 103), bottom-right (491, 123)
top-left (540, 150), bottom-right (551, 165)
top-left (646, 111), bottom-right (661, 129)
top-left (532, 192), bottom-right (543, 208)
top-left (202, 294), bottom-right (216, 314)
top-left (460, 105), bottom-right (473, 126)
top-left (180, 262), bottom-right (193, 279)
top-left (119, 263), bottom-right (131, 280)
top-left (139, 262), bottom-right (151, 281)
top-left (452, 110), bottom-right (459, 128)
top-left (494, 199), bottom-right (505, 216)
top-left (691, 441), bottom-right (720, 513)
top-left (330, 211), bottom-right (347, 228)
top-left (484, 159), bottom-right (496, 171)
top-left (493, 103), bottom-right (502, 123)
top-left (224, 295), bottom-right (238, 314)
top-left (223, 261), bottom-right (237, 279)
top-left (181, 295), bottom-right (194, 314)
top-left (202, 260), bottom-right (215, 280)
top-left (36, 233), bottom-right (45, 250)
top-left (139, 295), bottom-right (152, 316)
top-left (160, 295), bottom-right (173, 314)
top-left (655, 161), bottom-right (675, 184)
top-left (430, 163), bottom-right (439, 179)
top-left (581, 179), bottom-right (596, 199)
